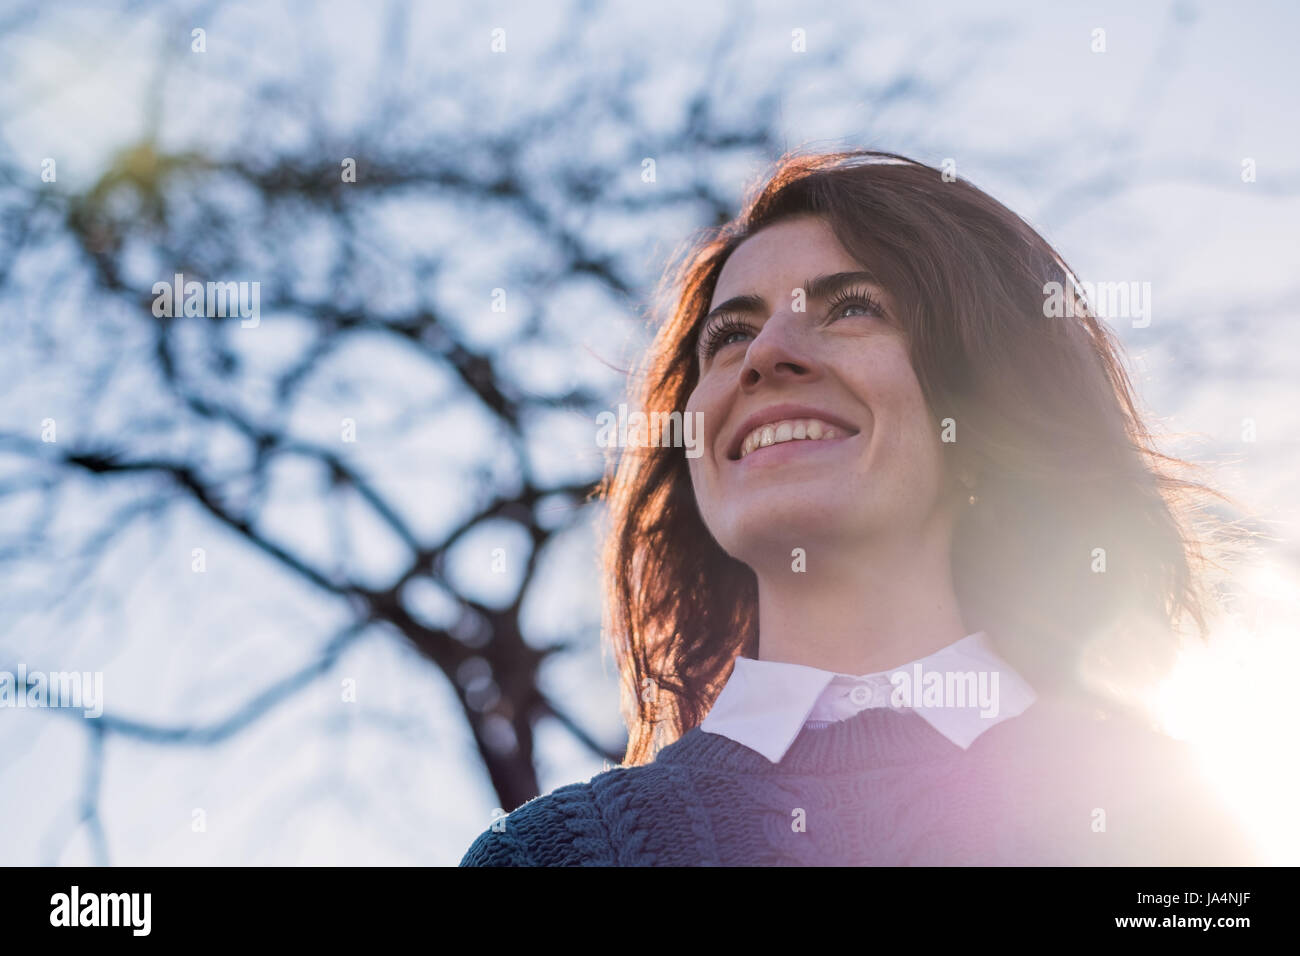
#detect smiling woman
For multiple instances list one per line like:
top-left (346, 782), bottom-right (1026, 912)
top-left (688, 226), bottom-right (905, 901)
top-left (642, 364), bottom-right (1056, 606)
top-left (459, 148), bottom-right (1261, 867)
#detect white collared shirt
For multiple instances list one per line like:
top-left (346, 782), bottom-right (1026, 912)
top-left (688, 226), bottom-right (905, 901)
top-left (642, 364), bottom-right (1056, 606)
top-left (698, 631), bottom-right (1037, 763)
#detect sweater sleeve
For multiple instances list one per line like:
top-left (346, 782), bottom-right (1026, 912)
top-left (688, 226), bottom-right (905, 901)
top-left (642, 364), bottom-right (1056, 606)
top-left (458, 821), bottom-right (537, 867)
top-left (1117, 731), bottom-right (1263, 866)
top-left (1036, 699), bottom-right (1264, 866)
top-left (458, 780), bottom-right (614, 866)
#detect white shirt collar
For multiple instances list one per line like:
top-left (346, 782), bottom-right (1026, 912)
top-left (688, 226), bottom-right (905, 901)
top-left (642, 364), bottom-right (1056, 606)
top-left (698, 631), bottom-right (1037, 763)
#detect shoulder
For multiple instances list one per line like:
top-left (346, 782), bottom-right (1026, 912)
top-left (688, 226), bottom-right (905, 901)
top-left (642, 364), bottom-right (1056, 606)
top-left (458, 777), bottom-right (608, 867)
top-left (458, 762), bottom-right (680, 867)
top-left (983, 693), bottom-right (1262, 865)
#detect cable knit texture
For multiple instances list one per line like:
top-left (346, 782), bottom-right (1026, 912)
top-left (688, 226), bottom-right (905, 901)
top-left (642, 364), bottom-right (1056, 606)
top-left (459, 695), bottom-right (1258, 866)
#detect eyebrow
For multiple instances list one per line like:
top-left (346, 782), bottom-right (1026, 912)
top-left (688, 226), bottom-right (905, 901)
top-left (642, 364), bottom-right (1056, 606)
top-left (699, 270), bottom-right (886, 329)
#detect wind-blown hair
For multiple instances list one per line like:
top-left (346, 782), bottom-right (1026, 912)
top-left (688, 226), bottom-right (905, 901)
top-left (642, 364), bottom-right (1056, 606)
top-left (598, 148), bottom-right (1248, 767)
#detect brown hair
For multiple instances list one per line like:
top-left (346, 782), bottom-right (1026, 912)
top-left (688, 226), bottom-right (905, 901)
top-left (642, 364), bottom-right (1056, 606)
top-left (598, 147), bottom-right (1250, 766)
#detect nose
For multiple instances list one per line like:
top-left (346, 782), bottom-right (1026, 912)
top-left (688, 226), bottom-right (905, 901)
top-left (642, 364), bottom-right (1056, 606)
top-left (738, 310), bottom-right (817, 388)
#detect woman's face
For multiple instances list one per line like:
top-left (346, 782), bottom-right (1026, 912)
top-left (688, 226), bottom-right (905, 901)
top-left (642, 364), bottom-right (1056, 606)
top-left (684, 215), bottom-right (954, 566)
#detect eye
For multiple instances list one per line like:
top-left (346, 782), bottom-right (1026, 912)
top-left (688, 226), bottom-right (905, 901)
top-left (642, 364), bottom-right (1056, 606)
top-left (696, 285), bottom-right (888, 363)
top-left (824, 285), bottom-right (886, 321)
top-left (697, 315), bottom-right (753, 359)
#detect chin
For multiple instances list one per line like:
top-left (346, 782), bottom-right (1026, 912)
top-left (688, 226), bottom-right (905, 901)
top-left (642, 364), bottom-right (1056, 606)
top-left (717, 505), bottom-right (865, 554)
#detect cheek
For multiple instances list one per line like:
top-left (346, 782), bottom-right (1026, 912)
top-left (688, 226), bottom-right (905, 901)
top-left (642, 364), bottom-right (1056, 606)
top-left (856, 353), bottom-right (940, 478)
top-left (681, 383), bottom-right (696, 422)
top-left (892, 380), bottom-right (945, 489)
top-left (686, 450), bottom-right (726, 546)
top-left (684, 382), bottom-right (720, 461)
top-left (682, 389), bottom-right (713, 494)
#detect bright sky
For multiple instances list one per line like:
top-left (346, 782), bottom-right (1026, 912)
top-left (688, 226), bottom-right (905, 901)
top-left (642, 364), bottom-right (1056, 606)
top-left (1, 0), bottom-right (1297, 865)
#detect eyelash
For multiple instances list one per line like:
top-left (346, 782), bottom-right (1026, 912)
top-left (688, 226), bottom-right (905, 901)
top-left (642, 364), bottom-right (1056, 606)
top-left (697, 285), bottom-right (886, 359)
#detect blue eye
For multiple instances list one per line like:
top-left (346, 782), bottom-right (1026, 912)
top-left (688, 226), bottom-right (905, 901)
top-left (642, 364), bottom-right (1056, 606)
top-left (825, 285), bottom-right (886, 320)
top-left (697, 316), bottom-right (753, 358)
top-left (696, 285), bottom-right (887, 362)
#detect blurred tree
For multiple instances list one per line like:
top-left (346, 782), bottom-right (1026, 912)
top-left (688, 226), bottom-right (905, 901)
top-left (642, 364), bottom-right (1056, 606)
top-left (7, 0), bottom-right (1287, 865)
top-left (0, 0), bottom-right (806, 849)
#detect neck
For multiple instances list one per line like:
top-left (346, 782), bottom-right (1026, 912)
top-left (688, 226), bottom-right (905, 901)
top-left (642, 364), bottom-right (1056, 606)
top-left (751, 519), bottom-right (967, 675)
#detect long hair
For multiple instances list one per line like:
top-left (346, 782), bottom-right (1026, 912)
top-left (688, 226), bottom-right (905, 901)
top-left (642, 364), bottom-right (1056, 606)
top-left (598, 147), bottom-right (1250, 767)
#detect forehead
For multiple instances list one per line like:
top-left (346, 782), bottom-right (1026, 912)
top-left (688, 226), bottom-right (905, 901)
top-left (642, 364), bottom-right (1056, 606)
top-left (710, 216), bottom-right (860, 308)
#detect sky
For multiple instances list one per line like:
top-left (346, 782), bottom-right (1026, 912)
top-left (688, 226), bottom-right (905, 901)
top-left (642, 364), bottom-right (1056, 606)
top-left (1, 0), bottom-right (1297, 865)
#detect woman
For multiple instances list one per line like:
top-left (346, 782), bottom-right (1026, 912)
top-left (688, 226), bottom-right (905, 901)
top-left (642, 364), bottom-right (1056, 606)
top-left (459, 148), bottom-right (1259, 866)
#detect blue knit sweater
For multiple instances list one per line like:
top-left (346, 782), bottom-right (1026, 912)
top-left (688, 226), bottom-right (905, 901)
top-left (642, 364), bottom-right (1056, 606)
top-left (459, 695), bottom-right (1257, 866)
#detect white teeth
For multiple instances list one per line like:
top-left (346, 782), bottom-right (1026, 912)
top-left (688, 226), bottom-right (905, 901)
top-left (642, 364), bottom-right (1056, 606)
top-left (737, 418), bottom-right (851, 459)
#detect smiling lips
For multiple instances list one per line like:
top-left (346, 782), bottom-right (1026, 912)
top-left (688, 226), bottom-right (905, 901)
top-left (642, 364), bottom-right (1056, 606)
top-left (735, 417), bottom-right (853, 460)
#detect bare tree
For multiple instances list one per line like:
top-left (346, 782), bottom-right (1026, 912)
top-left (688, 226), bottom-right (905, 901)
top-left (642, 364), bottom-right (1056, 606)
top-left (4, 0), bottom-right (1291, 864)
top-left (0, 0), bottom-right (797, 859)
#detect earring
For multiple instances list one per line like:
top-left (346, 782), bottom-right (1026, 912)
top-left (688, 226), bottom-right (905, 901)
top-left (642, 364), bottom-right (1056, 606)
top-left (959, 472), bottom-right (978, 507)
